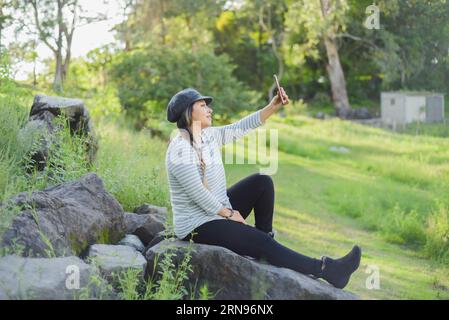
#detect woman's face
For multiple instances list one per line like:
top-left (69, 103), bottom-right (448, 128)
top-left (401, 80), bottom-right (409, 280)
top-left (191, 99), bottom-right (213, 129)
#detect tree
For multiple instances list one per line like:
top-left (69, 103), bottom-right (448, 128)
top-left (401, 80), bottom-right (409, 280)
top-left (112, 0), bottom-right (137, 51)
top-left (319, 0), bottom-right (351, 117)
top-left (242, 0), bottom-right (287, 101)
top-left (115, 0), bottom-right (226, 51)
top-left (13, 0), bottom-right (108, 93)
top-left (212, 0), bottom-right (287, 98)
top-left (371, 0), bottom-right (449, 91)
top-left (0, 0), bottom-right (13, 49)
top-left (110, 45), bottom-right (262, 129)
top-left (285, 0), bottom-right (352, 117)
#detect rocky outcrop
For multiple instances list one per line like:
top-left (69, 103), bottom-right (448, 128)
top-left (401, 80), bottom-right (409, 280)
top-left (19, 94), bottom-right (97, 171)
top-left (0, 255), bottom-right (113, 300)
top-left (86, 244), bottom-right (147, 280)
top-left (1, 173), bottom-right (126, 257)
top-left (0, 172), bottom-right (359, 300)
top-left (124, 211), bottom-right (166, 246)
top-left (145, 239), bottom-right (358, 300)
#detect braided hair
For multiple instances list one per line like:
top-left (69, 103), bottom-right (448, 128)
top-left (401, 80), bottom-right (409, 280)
top-left (176, 103), bottom-right (208, 189)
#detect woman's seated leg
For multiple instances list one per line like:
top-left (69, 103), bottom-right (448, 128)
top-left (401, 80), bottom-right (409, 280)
top-left (226, 173), bottom-right (275, 234)
top-left (184, 219), bottom-right (323, 277)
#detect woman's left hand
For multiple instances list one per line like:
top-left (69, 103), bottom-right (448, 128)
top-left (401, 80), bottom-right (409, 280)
top-left (270, 87), bottom-right (290, 109)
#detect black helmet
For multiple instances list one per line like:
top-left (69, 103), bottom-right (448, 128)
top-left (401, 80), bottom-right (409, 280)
top-left (166, 88), bottom-right (213, 123)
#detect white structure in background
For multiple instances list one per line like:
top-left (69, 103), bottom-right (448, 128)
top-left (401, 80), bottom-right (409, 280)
top-left (381, 92), bottom-right (445, 126)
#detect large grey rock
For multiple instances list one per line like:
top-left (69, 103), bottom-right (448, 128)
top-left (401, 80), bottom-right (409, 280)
top-left (1, 173), bottom-right (126, 257)
top-left (0, 255), bottom-right (113, 299)
top-left (134, 204), bottom-right (168, 218)
top-left (118, 234), bottom-right (145, 252)
top-left (20, 94), bottom-right (98, 171)
top-left (143, 229), bottom-right (175, 253)
top-left (124, 212), bottom-right (165, 246)
top-left (86, 244), bottom-right (147, 280)
top-left (145, 239), bottom-right (358, 300)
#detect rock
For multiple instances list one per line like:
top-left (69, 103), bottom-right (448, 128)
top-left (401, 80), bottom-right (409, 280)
top-left (1, 173), bottom-right (126, 257)
top-left (86, 244), bottom-right (147, 282)
top-left (118, 234), bottom-right (145, 253)
top-left (143, 229), bottom-right (176, 254)
top-left (0, 255), bottom-right (113, 299)
top-left (315, 112), bottom-right (325, 120)
top-left (145, 239), bottom-right (358, 300)
top-left (20, 94), bottom-right (98, 171)
top-left (124, 212), bottom-right (165, 246)
top-left (17, 111), bottom-right (56, 171)
top-left (124, 212), bottom-right (148, 233)
top-left (133, 215), bottom-right (166, 246)
top-left (347, 107), bottom-right (372, 120)
top-left (134, 203), bottom-right (168, 220)
top-left (329, 146), bottom-right (350, 154)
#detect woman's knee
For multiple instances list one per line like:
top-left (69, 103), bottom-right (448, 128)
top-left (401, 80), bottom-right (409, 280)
top-left (250, 173), bottom-right (274, 193)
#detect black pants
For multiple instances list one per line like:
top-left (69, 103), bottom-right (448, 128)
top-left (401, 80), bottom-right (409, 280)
top-left (182, 173), bottom-right (322, 276)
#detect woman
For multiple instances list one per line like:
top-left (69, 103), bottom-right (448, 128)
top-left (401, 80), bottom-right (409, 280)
top-left (165, 87), bottom-right (361, 289)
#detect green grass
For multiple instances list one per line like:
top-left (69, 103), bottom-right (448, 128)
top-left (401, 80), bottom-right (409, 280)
top-left (92, 119), bottom-right (171, 212)
top-left (223, 114), bottom-right (449, 299)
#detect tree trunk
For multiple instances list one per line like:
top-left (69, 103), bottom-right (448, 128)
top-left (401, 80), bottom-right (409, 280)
top-left (320, 0), bottom-right (351, 118)
top-left (259, 5), bottom-right (285, 105)
top-left (159, 0), bottom-right (166, 45)
top-left (53, 0), bottom-right (64, 93)
top-left (322, 35), bottom-right (351, 117)
top-left (33, 58), bottom-right (37, 87)
top-left (53, 51), bottom-right (63, 93)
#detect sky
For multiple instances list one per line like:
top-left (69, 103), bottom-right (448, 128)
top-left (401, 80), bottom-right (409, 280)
top-left (4, 0), bottom-right (125, 80)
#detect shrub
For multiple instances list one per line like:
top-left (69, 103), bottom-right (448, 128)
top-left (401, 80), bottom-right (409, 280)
top-left (382, 204), bottom-right (427, 248)
top-left (424, 201), bottom-right (449, 264)
top-left (110, 46), bottom-right (262, 128)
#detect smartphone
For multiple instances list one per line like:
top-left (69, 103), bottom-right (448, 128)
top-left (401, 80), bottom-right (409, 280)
top-left (273, 74), bottom-right (286, 104)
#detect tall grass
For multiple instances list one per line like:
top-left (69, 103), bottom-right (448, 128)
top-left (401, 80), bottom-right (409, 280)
top-left (0, 86), bottom-right (31, 200)
top-left (112, 240), bottom-right (209, 300)
top-left (424, 201), bottom-right (449, 264)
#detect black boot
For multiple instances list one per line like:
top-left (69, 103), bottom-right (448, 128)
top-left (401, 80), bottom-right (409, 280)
top-left (318, 245), bottom-right (362, 289)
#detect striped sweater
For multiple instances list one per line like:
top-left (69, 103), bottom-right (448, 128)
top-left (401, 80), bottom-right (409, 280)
top-left (166, 109), bottom-right (264, 239)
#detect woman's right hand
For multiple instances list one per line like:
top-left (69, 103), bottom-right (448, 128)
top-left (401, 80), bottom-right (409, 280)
top-left (218, 208), bottom-right (246, 224)
top-left (229, 210), bottom-right (246, 224)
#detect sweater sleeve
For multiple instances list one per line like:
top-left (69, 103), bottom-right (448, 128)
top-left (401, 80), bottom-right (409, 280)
top-left (167, 140), bottom-right (225, 216)
top-left (208, 109), bottom-right (263, 146)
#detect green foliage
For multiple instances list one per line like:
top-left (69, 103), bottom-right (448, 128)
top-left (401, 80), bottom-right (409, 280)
top-left (194, 284), bottom-right (216, 300)
top-left (110, 46), bottom-right (262, 128)
top-left (115, 268), bottom-right (145, 300)
top-left (0, 48), bottom-right (12, 81)
top-left (77, 259), bottom-right (115, 300)
top-left (111, 241), bottom-right (201, 300)
top-left (212, 6), bottom-right (279, 93)
top-left (424, 201), bottom-right (449, 264)
top-left (381, 204), bottom-right (427, 248)
top-left (144, 246), bottom-right (193, 300)
top-left (399, 120), bottom-right (449, 138)
top-left (0, 95), bottom-right (29, 197)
